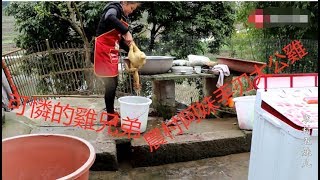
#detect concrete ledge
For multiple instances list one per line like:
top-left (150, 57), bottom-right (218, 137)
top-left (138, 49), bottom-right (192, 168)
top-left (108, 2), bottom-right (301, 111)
top-left (130, 118), bottom-right (252, 167)
top-left (2, 108), bottom-right (253, 170)
top-left (242, 130), bottom-right (253, 151)
top-left (2, 112), bottom-right (35, 139)
top-left (89, 139), bottom-right (118, 171)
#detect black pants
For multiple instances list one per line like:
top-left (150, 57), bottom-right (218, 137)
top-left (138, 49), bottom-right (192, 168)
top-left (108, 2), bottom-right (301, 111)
top-left (103, 76), bottom-right (118, 114)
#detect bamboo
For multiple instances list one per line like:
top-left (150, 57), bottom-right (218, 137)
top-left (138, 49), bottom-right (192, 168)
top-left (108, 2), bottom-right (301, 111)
top-left (60, 43), bottom-right (72, 93)
top-left (22, 50), bottom-right (34, 97)
top-left (28, 54), bottom-right (38, 96)
top-left (33, 54), bottom-right (44, 95)
top-left (46, 39), bottom-right (59, 94)
top-left (56, 42), bottom-right (68, 93)
top-left (66, 43), bottom-right (77, 91)
top-left (25, 46), bottom-right (33, 98)
top-left (2, 48), bottom-right (22, 56)
top-left (55, 42), bottom-right (64, 76)
top-left (7, 53), bottom-right (26, 97)
top-left (72, 45), bottom-right (80, 92)
top-left (68, 43), bottom-right (78, 91)
top-left (52, 42), bottom-right (62, 93)
top-left (55, 41), bottom-right (65, 94)
top-left (17, 50), bottom-right (31, 97)
top-left (61, 42), bottom-right (72, 92)
top-left (38, 43), bottom-right (54, 95)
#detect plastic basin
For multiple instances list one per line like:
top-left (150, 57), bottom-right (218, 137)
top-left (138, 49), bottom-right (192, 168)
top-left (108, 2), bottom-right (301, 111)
top-left (217, 57), bottom-right (266, 74)
top-left (2, 134), bottom-right (96, 180)
top-left (124, 56), bottom-right (174, 75)
top-left (233, 95), bottom-right (256, 130)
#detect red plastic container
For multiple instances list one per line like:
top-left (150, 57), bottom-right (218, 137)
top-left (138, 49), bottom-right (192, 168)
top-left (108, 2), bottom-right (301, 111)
top-left (2, 134), bottom-right (96, 180)
top-left (217, 57), bottom-right (266, 74)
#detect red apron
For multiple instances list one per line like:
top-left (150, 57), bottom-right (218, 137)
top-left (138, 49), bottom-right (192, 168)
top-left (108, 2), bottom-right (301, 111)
top-left (94, 20), bottom-right (128, 77)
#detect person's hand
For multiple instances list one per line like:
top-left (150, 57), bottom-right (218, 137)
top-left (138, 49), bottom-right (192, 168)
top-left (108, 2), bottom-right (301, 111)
top-left (122, 31), bottom-right (133, 46)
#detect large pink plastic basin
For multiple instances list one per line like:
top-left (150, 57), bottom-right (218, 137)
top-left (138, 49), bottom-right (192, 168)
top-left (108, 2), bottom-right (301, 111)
top-left (217, 57), bottom-right (266, 74)
top-left (2, 134), bottom-right (96, 180)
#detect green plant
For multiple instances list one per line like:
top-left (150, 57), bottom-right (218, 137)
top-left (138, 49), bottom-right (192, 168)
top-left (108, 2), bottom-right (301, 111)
top-left (154, 102), bottom-right (175, 120)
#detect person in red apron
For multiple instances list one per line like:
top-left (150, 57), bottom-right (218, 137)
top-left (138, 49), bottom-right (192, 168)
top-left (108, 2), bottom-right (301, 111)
top-left (94, 1), bottom-right (140, 120)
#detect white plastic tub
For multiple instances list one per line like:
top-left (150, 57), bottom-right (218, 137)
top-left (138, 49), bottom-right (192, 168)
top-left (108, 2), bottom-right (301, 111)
top-left (233, 95), bottom-right (256, 130)
top-left (248, 73), bottom-right (318, 180)
top-left (118, 96), bottom-right (152, 133)
top-left (248, 109), bottom-right (318, 180)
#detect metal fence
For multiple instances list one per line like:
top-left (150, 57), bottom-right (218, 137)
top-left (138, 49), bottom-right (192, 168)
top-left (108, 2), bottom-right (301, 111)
top-left (221, 38), bottom-right (318, 74)
top-left (264, 39), bottom-right (318, 74)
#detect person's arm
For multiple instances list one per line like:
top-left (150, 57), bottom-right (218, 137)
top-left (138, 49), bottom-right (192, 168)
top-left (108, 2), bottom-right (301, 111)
top-left (105, 8), bottom-right (129, 35)
top-left (105, 8), bottom-right (133, 46)
top-left (119, 38), bottom-right (129, 53)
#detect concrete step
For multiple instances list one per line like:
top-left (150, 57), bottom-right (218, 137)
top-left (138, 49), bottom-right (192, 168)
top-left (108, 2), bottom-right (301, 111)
top-left (2, 111), bottom-right (252, 171)
top-left (89, 152), bottom-right (250, 180)
top-left (129, 118), bottom-right (252, 167)
top-left (2, 112), bottom-right (35, 139)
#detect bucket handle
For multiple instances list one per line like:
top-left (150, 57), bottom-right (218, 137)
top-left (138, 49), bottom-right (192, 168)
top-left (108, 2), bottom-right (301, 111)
top-left (123, 107), bottom-right (149, 120)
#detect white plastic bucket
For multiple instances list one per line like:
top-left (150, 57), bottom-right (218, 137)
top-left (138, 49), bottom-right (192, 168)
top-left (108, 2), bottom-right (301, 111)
top-left (233, 95), bottom-right (256, 130)
top-left (118, 96), bottom-right (152, 133)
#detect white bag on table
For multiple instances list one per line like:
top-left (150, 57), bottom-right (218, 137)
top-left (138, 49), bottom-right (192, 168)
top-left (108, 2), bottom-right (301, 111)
top-left (187, 54), bottom-right (211, 66)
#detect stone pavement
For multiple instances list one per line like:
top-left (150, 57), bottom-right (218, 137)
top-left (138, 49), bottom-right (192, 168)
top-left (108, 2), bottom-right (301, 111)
top-left (2, 97), bottom-right (252, 171)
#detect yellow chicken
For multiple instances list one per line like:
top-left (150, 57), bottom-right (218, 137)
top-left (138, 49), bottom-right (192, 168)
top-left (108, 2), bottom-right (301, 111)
top-left (125, 42), bottom-right (147, 96)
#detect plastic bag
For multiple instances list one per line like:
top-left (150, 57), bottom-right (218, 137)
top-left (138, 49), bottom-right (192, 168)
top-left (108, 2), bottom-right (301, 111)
top-left (187, 54), bottom-right (211, 66)
top-left (172, 59), bottom-right (190, 66)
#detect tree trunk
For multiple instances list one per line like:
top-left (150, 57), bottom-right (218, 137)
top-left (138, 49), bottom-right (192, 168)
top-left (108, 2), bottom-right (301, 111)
top-left (149, 23), bottom-right (157, 53)
top-left (52, 2), bottom-right (94, 93)
top-left (83, 39), bottom-right (94, 93)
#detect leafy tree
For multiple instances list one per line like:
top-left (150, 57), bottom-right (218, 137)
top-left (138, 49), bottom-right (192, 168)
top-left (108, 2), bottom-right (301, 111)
top-left (133, 1), bottom-right (235, 58)
top-left (5, 2), bottom-right (108, 93)
top-left (236, 1), bottom-right (318, 40)
top-left (6, 1), bottom-right (236, 58)
top-left (5, 2), bottom-right (75, 50)
top-left (5, 1), bottom-right (237, 94)
top-left (5, 2), bottom-right (108, 65)
top-left (232, 1), bottom-right (318, 73)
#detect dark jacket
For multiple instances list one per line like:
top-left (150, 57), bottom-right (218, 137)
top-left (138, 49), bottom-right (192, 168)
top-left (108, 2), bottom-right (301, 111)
top-left (96, 2), bottom-right (129, 36)
top-left (91, 2), bottom-right (130, 64)
top-left (96, 2), bottom-right (129, 52)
